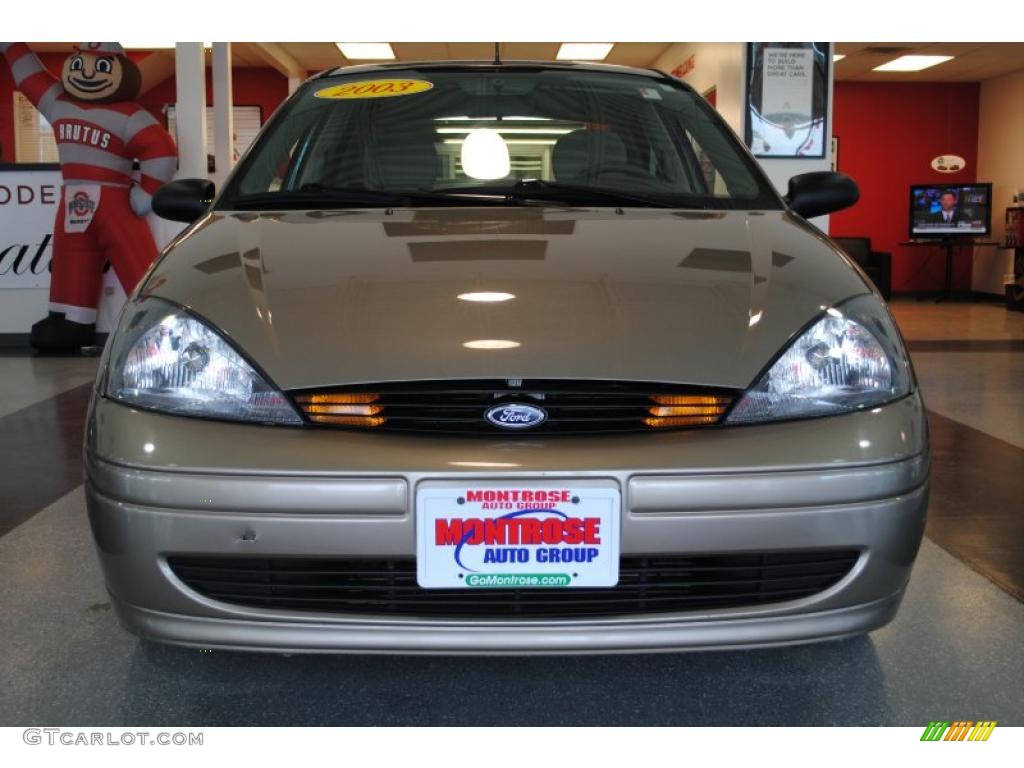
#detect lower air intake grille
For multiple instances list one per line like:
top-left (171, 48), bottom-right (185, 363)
top-left (168, 550), bottom-right (859, 619)
top-left (289, 379), bottom-right (737, 435)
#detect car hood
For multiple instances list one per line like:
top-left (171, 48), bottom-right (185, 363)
top-left (145, 207), bottom-right (870, 391)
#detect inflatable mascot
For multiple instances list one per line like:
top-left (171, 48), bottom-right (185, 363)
top-left (0, 42), bottom-right (177, 351)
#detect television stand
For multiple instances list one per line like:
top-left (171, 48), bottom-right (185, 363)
top-left (899, 238), bottom-right (1000, 302)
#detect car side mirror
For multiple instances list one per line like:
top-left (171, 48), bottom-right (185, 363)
top-left (784, 171), bottom-right (859, 220)
top-left (153, 178), bottom-right (216, 223)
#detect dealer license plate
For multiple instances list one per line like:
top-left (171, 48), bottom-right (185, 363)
top-left (416, 481), bottom-right (620, 589)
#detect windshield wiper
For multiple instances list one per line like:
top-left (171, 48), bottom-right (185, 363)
top-left (432, 180), bottom-right (682, 208)
top-left (505, 179), bottom-right (679, 209)
top-left (230, 185), bottom-right (506, 210)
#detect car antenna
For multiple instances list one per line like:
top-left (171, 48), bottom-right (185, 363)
top-left (493, 42), bottom-right (502, 65)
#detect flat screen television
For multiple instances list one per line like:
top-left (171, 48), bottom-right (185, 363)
top-left (909, 183), bottom-right (992, 238)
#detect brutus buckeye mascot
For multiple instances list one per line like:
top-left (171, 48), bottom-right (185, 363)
top-left (0, 42), bottom-right (177, 351)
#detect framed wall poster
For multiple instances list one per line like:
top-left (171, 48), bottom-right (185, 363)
top-left (745, 43), bottom-right (829, 158)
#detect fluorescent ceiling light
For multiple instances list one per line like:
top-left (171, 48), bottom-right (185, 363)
top-left (873, 55), bottom-right (953, 72)
top-left (833, 54), bottom-right (846, 62)
top-left (438, 116), bottom-right (550, 121)
top-left (436, 127), bottom-right (573, 134)
top-left (121, 42), bottom-right (212, 49)
top-left (443, 138), bottom-right (557, 146)
top-left (336, 43), bottom-right (395, 60)
top-left (556, 43), bottom-right (614, 61)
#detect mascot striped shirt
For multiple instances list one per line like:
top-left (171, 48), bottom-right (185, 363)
top-left (2, 43), bottom-right (177, 197)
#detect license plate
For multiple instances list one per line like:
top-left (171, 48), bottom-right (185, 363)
top-left (416, 481), bottom-right (620, 589)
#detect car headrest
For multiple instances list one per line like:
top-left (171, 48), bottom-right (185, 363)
top-left (372, 125), bottom-right (439, 190)
top-left (552, 130), bottom-right (627, 182)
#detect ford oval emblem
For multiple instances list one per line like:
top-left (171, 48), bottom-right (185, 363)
top-left (485, 403), bottom-right (548, 429)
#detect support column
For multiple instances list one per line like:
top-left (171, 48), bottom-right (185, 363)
top-left (212, 42), bottom-right (234, 187)
top-left (174, 42), bottom-right (208, 179)
top-left (288, 74), bottom-right (302, 95)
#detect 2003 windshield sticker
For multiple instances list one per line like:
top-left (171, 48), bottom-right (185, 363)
top-left (314, 79), bottom-right (434, 100)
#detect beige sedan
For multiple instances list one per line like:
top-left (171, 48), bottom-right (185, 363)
top-left (85, 61), bottom-right (928, 653)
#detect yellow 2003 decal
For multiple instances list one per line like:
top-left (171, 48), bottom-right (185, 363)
top-left (314, 79), bottom-right (434, 100)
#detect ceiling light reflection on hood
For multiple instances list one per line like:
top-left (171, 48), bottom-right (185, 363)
top-left (458, 292), bottom-right (515, 303)
top-left (463, 339), bottom-right (520, 350)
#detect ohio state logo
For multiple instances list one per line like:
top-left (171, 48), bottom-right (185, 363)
top-left (68, 191), bottom-right (95, 217)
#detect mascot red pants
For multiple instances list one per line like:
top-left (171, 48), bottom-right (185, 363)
top-left (52, 184), bottom-right (159, 324)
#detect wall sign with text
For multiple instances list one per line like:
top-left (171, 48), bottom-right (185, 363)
top-left (0, 168), bottom-right (59, 288)
top-left (745, 43), bottom-right (830, 158)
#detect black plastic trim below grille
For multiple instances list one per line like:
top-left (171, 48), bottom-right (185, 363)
top-left (289, 379), bottom-right (738, 435)
top-left (168, 550), bottom-right (859, 619)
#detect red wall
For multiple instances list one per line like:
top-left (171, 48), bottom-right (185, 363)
top-left (831, 81), bottom-right (980, 293)
top-left (0, 50), bottom-right (288, 163)
top-left (0, 53), bottom-right (74, 162)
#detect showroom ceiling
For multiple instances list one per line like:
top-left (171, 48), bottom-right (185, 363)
top-left (834, 42), bottom-right (1024, 81)
top-left (267, 42), bottom-right (678, 69)
top-left (25, 42), bottom-right (1024, 82)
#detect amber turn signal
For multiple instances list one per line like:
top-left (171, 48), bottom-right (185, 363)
top-left (308, 414), bottom-right (387, 427)
top-left (294, 393), bottom-right (380, 405)
top-left (650, 394), bottom-right (731, 407)
top-left (303, 404), bottom-right (384, 416)
top-left (645, 393), bottom-right (732, 428)
top-left (648, 405), bottom-right (728, 417)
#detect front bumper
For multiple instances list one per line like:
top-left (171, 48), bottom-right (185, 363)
top-left (85, 393), bottom-right (929, 653)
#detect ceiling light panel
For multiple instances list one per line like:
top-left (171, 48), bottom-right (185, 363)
top-left (336, 43), bottom-right (396, 60)
top-left (873, 55), bottom-right (954, 72)
top-left (556, 43), bottom-right (614, 61)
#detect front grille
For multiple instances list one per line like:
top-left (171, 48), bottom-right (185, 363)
top-left (168, 550), bottom-right (859, 619)
top-left (290, 379), bottom-right (737, 435)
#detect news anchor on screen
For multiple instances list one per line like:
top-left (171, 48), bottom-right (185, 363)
top-left (925, 190), bottom-right (967, 225)
top-left (910, 183), bottom-right (992, 238)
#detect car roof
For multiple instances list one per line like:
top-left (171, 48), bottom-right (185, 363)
top-left (314, 59), bottom-right (680, 84)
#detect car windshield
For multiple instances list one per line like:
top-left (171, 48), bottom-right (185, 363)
top-left (218, 66), bottom-right (782, 211)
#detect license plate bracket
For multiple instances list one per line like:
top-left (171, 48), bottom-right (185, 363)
top-left (415, 481), bottom-right (620, 589)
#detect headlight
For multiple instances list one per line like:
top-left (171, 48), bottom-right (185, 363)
top-left (105, 298), bottom-right (302, 424)
top-left (726, 294), bottom-right (913, 424)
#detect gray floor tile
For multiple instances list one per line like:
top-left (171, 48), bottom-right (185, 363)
top-left (0, 357), bottom-right (98, 419)
top-left (912, 351), bottom-right (1024, 449)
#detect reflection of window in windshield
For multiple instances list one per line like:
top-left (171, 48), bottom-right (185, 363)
top-left (220, 70), bottom-right (779, 211)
